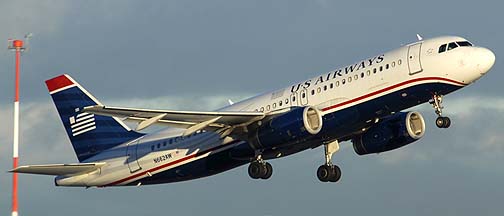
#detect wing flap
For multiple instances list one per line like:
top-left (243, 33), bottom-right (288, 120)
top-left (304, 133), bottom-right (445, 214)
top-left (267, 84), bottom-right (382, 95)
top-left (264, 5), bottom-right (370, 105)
top-left (10, 163), bottom-right (106, 176)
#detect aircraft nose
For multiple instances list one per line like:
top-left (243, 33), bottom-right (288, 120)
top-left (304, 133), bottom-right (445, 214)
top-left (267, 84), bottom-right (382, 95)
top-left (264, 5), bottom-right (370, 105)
top-left (477, 48), bottom-right (495, 74)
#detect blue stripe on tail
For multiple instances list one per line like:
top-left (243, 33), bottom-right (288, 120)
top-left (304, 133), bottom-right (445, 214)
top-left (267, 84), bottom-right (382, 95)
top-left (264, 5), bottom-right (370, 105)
top-left (46, 75), bottom-right (143, 162)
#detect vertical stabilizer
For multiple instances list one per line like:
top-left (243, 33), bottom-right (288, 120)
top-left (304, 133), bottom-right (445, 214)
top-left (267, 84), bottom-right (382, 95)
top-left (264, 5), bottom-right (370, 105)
top-left (45, 74), bottom-right (143, 162)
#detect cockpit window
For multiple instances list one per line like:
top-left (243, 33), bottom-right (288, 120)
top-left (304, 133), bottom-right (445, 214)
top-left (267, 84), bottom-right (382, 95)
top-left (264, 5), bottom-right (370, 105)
top-left (456, 41), bottom-right (473, 47)
top-left (438, 44), bottom-right (447, 53)
top-left (447, 42), bottom-right (458, 51)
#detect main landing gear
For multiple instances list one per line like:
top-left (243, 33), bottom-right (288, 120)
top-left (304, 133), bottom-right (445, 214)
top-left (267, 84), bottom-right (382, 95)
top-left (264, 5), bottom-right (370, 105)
top-left (248, 155), bottom-right (273, 180)
top-left (317, 141), bottom-right (341, 183)
top-left (430, 94), bottom-right (451, 128)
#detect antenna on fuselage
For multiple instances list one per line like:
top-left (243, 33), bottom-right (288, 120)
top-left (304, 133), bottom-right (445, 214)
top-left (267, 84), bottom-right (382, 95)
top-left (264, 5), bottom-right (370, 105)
top-left (416, 34), bottom-right (423, 41)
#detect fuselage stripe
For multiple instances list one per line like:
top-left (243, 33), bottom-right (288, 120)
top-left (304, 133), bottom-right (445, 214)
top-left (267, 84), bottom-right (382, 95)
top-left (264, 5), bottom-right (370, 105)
top-left (103, 140), bottom-right (242, 186)
top-left (103, 77), bottom-right (465, 187)
top-left (321, 77), bottom-right (465, 112)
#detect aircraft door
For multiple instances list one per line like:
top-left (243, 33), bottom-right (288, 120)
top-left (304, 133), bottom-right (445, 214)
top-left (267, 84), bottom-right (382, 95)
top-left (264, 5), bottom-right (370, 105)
top-left (126, 139), bottom-right (142, 173)
top-left (407, 43), bottom-right (423, 75)
top-left (300, 89), bottom-right (309, 106)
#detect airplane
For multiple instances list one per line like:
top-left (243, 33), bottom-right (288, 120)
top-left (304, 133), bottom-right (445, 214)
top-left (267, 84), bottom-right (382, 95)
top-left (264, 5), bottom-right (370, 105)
top-left (11, 35), bottom-right (495, 186)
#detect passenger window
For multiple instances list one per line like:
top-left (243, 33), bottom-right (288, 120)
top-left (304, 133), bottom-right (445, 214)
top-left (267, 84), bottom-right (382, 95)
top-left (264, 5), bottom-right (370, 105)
top-left (151, 145), bottom-right (155, 151)
top-left (163, 141), bottom-right (167, 146)
top-left (457, 41), bottom-right (472, 47)
top-left (367, 70), bottom-right (371, 76)
top-left (279, 100), bottom-right (283, 106)
top-left (447, 42), bottom-right (458, 51)
top-left (317, 87), bottom-right (321, 93)
top-left (342, 79), bottom-right (346, 85)
top-left (373, 68), bottom-right (377, 74)
top-left (330, 83), bottom-right (334, 89)
top-left (285, 98), bottom-right (289, 104)
top-left (311, 89), bottom-right (315, 95)
top-left (391, 62), bottom-right (396, 67)
top-left (302, 92), bottom-right (306, 98)
top-left (398, 59), bottom-right (402, 65)
top-left (385, 64), bottom-right (389, 70)
top-left (260, 107), bottom-right (264, 112)
top-left (272, 103), bottom-right (276, 108)
top-left (157, 143), bottom-right (161, 148)
top-left (292, 96), bottom-right (296, 102)
top-left (438, 44), bottom-right (447, 53)
top-left (361, 72), bottom-right (364, 78)
top-left (354, 75), bottom-right (358, 80)
top-left (335, 81), bottom-right (340, 87)
top-left (379, 66), bottom-right (383, 71)
top-left (323, 85), bottom-right (327, 91)
top-left (266, 105), bottom-right (271, 111)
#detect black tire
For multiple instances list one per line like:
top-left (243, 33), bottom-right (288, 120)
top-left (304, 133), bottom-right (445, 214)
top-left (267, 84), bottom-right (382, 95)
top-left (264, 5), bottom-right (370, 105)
top-left (248, 162), bottom-right (262, 179)
top-left (328, 165), bottom-right (342, 182)
top-left (261, 162), bottom-right (273, 179)
top-left (443, 117), bottom-right (451, 128)
top-left (436, 117), bottom-right (445, 128)
top-left (317, 165), bottom-right (330, 182)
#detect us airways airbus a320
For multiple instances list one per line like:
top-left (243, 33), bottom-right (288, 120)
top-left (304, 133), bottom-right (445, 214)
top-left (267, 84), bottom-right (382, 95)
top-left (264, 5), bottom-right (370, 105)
top-left (12, 36), bottom-right (495, 186)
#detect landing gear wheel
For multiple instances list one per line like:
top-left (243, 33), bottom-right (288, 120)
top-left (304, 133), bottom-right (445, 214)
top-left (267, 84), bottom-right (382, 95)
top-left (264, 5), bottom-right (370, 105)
top-left (248, 161), bottom-right (273, 180)
top-left (248, 162), bottom-right (263, 179)
top-left (317, 165), bottom-right (331, 182)
top-left (317, 165), bottom-right (341, 182)
top-left (436, 116), bottom-right (451, 128)
top-left (261, 162), bottom-right (273, 179)
top-left (328, 165), bottom-right (341, 182)
top-left (317, 141), bottom-right (342, 183)
top-left (431, 94), bottom-right (451, 128)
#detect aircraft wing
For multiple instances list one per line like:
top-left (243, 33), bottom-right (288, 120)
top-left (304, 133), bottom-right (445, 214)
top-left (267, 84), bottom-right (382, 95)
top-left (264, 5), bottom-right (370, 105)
top-left (83, 105), bottom-right (266, 134)
top-left (10, 163), bottom-right (106, 176)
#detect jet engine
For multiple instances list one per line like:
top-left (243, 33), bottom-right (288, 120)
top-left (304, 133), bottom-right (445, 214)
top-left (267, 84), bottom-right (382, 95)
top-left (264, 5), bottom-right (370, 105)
top-left (254, 106), bottom-right (323, 149)
top-left (352, 111), bottom-right (426, 155)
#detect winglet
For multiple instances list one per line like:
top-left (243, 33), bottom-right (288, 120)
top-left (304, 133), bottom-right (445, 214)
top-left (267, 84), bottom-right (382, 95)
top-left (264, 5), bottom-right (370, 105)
top-left (45, 74), bottom-right (76, 94)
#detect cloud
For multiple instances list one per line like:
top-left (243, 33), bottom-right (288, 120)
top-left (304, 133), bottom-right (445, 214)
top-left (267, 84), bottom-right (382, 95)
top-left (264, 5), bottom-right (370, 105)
top-left (0, 1), bottom-right (70, 40)
top-left (2, 93), bottom-right (503, 168)
top-left (377, 95), bottom-right (504, 168)
top-left (0, 93), bottom-right (252, 164)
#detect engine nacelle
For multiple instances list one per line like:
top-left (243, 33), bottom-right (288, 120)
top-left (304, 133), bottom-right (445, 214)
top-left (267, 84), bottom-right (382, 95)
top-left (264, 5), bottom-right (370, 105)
top-left (353, 111), bottom-right (426, 155)
top-left (254, 106), bottom-right (323, 149)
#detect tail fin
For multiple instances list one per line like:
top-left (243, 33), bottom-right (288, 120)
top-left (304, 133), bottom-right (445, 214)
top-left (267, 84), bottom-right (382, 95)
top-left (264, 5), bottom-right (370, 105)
top-left (45, 74), bottom-right (143, 162)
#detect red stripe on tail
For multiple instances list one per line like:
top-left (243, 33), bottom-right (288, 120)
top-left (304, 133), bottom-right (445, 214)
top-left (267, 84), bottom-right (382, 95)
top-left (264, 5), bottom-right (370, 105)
top-left (45, 74), bottom-right (74, 92)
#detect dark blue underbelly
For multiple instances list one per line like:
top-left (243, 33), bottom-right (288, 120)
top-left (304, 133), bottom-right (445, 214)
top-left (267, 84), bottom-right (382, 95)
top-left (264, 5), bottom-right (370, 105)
top-left (133, 82), bottom-right (461, 185)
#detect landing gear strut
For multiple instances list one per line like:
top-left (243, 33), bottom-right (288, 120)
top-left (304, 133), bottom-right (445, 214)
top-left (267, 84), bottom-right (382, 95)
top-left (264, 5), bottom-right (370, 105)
top-left (248, 155), bottom-right (273, 180)
top-left (317, 141), bottom-right (341, 183)
top-left (430, 94), bottom-right (451, 128)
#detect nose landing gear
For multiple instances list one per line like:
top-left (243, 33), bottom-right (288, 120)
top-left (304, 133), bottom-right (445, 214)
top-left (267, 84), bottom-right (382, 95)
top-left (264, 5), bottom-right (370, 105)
top-left (430, 94), bottom-right (451, 128)
top-left (317, 141), bottom-right (341, 183)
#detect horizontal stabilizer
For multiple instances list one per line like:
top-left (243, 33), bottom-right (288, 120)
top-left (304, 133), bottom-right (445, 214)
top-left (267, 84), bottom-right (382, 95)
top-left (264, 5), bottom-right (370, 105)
top-left (9, 163), bottom-right (106, 176)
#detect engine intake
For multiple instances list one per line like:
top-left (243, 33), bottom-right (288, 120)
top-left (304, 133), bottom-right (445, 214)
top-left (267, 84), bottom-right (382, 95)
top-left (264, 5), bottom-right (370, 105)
top-left (254, 106), bottom-right (323, 149)
top-left (353, 111), bottom-right (425, 155)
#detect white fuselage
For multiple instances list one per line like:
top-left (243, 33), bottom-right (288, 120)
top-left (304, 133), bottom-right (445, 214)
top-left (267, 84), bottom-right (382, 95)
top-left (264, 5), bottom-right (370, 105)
top-left (56, 36), bottom-right (495, 187)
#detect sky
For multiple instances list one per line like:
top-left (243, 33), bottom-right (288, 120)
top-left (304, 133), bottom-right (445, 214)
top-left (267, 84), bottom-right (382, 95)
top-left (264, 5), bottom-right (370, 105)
top-left (0, 0), bottom-right (503, 215)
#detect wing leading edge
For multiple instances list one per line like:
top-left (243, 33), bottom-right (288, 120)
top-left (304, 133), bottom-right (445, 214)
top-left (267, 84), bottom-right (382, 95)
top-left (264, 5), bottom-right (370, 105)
top-left (83, 105), bottom-right (266, 133)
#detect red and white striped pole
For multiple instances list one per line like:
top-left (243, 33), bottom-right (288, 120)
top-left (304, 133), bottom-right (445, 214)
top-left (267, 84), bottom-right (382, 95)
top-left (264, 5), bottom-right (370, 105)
top-left (8, 39), bottom-right (25, 216)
